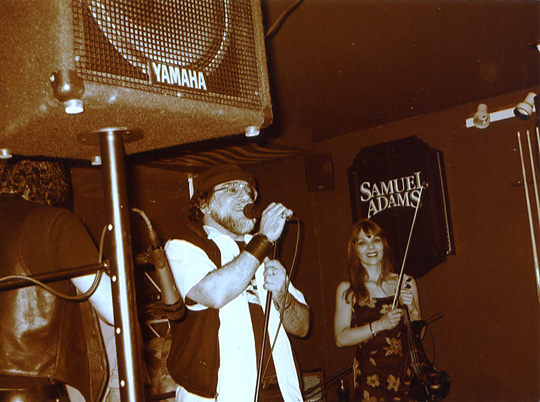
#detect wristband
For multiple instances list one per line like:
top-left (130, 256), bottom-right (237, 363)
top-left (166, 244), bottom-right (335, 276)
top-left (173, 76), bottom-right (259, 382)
top-left (369, 322), bottom-right (376, 338)
top-left (245, 233), bottom-right (274, 263)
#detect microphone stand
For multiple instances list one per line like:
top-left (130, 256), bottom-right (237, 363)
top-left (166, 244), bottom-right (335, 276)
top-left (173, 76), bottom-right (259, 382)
top-left (254, 243), bottom-right (277, 402)
top-left (0, 261), bottom-right (109, 292)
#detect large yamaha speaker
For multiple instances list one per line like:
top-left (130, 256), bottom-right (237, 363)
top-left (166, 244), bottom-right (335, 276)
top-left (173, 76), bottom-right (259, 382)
top-left (0, 0), bottom-right (272, 159)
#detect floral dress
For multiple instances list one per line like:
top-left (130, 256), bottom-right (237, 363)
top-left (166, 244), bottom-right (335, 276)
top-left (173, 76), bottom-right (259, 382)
top-left (351, 296), bottom-right (413, 402)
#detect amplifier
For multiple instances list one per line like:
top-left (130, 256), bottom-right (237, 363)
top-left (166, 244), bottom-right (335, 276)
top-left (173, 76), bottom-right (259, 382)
top-left (303, 370), bottom-right (326, 402)
top-left (0, 0), bottom-right (272, 159)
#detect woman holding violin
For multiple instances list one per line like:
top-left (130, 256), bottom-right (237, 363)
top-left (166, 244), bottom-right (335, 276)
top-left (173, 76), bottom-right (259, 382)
top-left (334, 218), bottom-right (421, 401)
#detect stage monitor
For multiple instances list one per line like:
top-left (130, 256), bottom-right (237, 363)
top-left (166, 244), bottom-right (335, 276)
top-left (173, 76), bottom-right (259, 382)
top-left (0, 0), bottom-right (272, 160)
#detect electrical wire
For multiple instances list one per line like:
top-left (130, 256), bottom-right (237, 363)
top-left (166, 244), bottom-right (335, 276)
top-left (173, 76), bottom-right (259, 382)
top-left (424, 321), bottom-right (438, 367)
top-left (0, 224), bottom-right (109, 302)
top-left (265, 0), bottom-right (304, 40)
top-left (260, 219), bottom-right (302, 380)
top-left (132, 207), bottom-right (153, 229)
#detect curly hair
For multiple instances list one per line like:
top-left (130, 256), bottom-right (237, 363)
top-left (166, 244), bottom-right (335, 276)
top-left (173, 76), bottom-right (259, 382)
top-left (0, 159), bottom-right (69, 206)
top-left (343, 218), bottom-right (395, 304)
top-left (187, 189), bottom-right (214, 223)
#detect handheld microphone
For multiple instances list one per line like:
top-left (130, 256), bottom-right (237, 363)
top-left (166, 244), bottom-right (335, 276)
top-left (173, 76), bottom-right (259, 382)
top-left (243, 203), bottom-right (295, 220)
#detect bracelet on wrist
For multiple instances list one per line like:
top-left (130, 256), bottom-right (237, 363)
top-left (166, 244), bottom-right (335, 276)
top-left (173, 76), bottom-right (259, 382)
top-left (244, 233), bottom-right (274, 263)
top-left (369, 322), bottom-right (376, 338)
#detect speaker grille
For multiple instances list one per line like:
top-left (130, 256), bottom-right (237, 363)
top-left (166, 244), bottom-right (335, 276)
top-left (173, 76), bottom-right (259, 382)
top-left (72, 0), bottom-right (262, 109)
top-left (303, 370), bottom-right (326, 402)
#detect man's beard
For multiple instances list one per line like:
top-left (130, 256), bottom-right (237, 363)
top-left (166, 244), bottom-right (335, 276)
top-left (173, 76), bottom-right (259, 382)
top-left (211, 210), bottom-right (255, 236)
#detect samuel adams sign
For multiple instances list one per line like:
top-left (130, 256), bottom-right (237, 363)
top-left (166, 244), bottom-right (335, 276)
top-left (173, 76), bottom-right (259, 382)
top-left (348, 136), bottom-right (455, 278)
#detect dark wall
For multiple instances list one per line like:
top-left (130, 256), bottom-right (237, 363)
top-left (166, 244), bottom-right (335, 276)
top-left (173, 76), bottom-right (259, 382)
top-left (251, 87), bottom-right (540, 402)
top-left (71, 87), bottom-right (540, 402)
top-left (72, 164), bottom-right (191, 250)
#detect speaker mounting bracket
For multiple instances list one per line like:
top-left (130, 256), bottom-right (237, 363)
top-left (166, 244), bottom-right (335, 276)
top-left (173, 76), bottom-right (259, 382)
top-left (77, 127), bottom-right (144, 146)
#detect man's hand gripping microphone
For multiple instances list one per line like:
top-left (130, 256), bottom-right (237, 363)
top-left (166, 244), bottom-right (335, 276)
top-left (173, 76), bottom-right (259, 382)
top-left (243, 203), bottom-right (296, 220)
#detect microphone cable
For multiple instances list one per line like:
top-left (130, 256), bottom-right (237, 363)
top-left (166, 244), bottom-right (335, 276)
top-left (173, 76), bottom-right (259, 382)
top-left (265, 0), bottom-right (304, 40)
top-left (260, 216), bottom-right (302, 381)
top-left (132, 208), bottom-right (184, 321)
top-left (0, 224), bottom-right (108, 302)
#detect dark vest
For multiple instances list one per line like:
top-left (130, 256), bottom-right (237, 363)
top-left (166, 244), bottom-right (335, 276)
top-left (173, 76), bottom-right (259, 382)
top-left (167, 223), bottom-right (222, 398)
top-left (0, 196), bottom-right (108, 402)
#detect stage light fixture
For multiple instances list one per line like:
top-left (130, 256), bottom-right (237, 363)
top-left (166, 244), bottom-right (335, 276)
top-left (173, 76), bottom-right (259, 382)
top-left (528, 40), bottom-right (540, 54)
top-left (473, 104), bottom-right (490, 129)
top-left (514, 92), bottom-right (537, 120)
top-left (466, 106), bottom-right (514, 128)
top-left (49, 69), bottom-right (85, 115)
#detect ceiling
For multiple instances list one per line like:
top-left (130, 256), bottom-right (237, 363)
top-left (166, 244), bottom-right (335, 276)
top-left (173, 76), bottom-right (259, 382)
top-left (259, 0), bottom-right (540, 144)
top-left (4, 1), bottom-right (538, 170)
top-left (133, 0), bottom-right (540, 170)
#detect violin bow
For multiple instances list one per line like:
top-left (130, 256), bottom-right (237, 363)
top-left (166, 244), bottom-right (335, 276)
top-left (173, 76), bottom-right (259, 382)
top-left (392, 182), bottom-right (427, 310)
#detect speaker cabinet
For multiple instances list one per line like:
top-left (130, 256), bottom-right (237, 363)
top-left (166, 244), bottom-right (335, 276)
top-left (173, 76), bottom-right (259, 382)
top-left (305, 152), bottom-right (335, 192)
top-left (0, 0), bottom-right (272, 159)
top-left (303, 370), bottom-right (326, 402)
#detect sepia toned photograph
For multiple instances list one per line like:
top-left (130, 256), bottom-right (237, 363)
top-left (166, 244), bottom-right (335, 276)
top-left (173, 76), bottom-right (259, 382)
top-left (1, 1), bottom-right (539, 401)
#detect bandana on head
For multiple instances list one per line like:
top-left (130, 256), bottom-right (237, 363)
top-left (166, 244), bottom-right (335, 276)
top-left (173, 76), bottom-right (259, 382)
top-left (195, 164), bottom-right (257, 194)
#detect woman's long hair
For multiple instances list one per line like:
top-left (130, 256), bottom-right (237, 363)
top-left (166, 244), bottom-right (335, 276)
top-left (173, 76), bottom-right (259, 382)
top-left (344, 218), bottom-right (394, 304)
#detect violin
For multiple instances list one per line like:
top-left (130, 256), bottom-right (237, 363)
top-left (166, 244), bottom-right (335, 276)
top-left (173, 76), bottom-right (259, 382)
top-left (403, 305), bottom-right (450, 401)
top-left (392, 184), bottom-right (450, 401)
